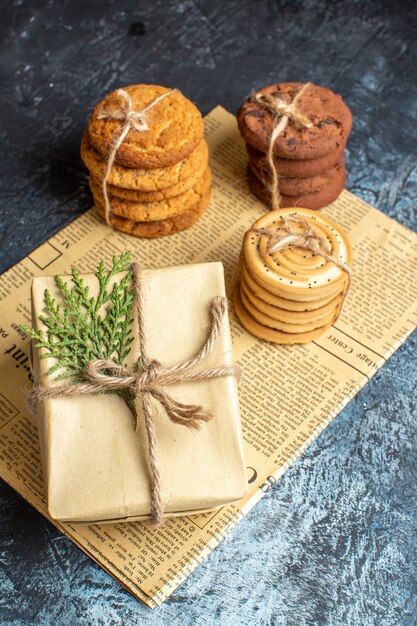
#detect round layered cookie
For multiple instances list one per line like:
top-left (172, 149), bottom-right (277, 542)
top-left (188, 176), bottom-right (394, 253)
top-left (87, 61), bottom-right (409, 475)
top-left (247, 163), bottom-right (346, 211)
top-left (81, 133), bottom-right (209, 192)
top-left (250, 159), bottom-right (345, 197)
top-left (243, 208), bottom-right (352, 301)
top-left (88, 85), bottom-right (205, 168)
top-left (239, 274), bottom-right (343, 324)
top-left (234, 287), bottom-right (336, 344)
top-left (239, 282), bottom-right (339, 333)
top-left (94, 186), bottom-right (210, 238)
top-left (90, 168), bottom-right (211, 222)
top-left (237, 82), bottom-right (352, 160)
top-left (102, 143), bottom-right (208, 202)
top-left (239, 257), bottom-right (343, 311)
top-left (246, 142), bottom-right (346, 178)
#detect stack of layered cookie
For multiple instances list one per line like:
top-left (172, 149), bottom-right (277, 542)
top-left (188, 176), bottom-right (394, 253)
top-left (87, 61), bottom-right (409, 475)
top-left (237, 82), bottom-right (352, 211)
top-left (234, 208), bottom-right (352, 344)
top-left (81, 84), bottom-right (211, 238)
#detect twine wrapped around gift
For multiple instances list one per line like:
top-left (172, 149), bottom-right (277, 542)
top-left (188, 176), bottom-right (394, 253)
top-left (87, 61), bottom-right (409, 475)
top-left (97, 88), bottom-right (179, 226)
top-left (29, 263), bottom-right (240, 526)
top-left (248, 83), bottom-right (313, 211)
top-left (248, 216), bottom-right (352, 315)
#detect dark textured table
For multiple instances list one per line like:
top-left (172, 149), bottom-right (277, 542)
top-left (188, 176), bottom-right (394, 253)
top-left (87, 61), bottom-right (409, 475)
top-left (1, 1), bottom-right (416, 624)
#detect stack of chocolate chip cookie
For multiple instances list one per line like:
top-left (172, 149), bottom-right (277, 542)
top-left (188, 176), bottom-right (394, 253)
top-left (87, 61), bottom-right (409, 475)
top-left (237, 82), bottom-right (352, 211)
top-left (81, 84), bottom-right (211, 237)
top-left (234, 208), bottom-right (352, 344)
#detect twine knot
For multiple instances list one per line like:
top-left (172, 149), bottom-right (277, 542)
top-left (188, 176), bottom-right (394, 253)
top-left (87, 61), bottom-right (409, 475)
top-left (98, 89), bottom-right (151, 131)
top-left (96, 87), bottom-right (179, 226)
top-left (253, 92), bottom-right (313, 129)
top-left (138, 359), bottom-right (162, 389)
top-left (247, 215), bottom-right (352, 323)
top-left (249, 215), bottom-right (351, 275)
top-left (248, 83), bottom-right (313, 211)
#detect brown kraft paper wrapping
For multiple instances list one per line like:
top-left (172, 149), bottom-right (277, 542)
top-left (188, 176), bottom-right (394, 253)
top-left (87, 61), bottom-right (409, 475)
top-left (30, 261), bottom-right (247, 523)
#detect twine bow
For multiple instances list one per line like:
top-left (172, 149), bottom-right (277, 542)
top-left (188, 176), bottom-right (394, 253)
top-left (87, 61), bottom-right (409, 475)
top-left (250, 216), bottom-right (351, 274)
top-left (249, 83), bottom-right (313, 211)
top-left (96, 88), bottom-right (179, 226)
top-left (29, 263), bottom-right (240, 526)
top-left (248, 216), bottom-right (351, 314)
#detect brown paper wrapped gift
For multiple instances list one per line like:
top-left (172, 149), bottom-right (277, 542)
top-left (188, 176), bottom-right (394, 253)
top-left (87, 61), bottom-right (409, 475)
top-left (30, 261), bottom-right (247, 523)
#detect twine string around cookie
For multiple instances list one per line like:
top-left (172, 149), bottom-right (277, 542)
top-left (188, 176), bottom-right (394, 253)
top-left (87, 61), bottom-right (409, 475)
top-left (250, 83), bottom-right (313, 211)
top-left (97, 88), bottom-right (179, 226)
top-left (29, 262), bottom-right (240, 526)
top-left (248, 216), bottom-right (352, 317)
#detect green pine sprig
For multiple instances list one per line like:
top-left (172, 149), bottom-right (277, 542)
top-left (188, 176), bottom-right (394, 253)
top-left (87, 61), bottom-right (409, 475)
top-left (22, 251), bottom-right (139, 416)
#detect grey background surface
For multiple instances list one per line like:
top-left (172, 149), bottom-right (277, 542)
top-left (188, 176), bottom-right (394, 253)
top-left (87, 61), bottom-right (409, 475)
top-left (1, 1), bottom-right (416, 624)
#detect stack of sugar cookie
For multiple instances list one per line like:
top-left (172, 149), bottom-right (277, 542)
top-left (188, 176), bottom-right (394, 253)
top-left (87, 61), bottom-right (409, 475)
top-left (237, 82), bottom-right (352, 211)
top-left (234, 208), bottom-right (352, 344)
top-left (81, 84), bottom-right (211, 237)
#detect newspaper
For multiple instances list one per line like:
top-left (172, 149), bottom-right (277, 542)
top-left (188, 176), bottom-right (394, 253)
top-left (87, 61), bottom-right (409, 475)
top-left (1, 106), bottom-right (417, 607)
